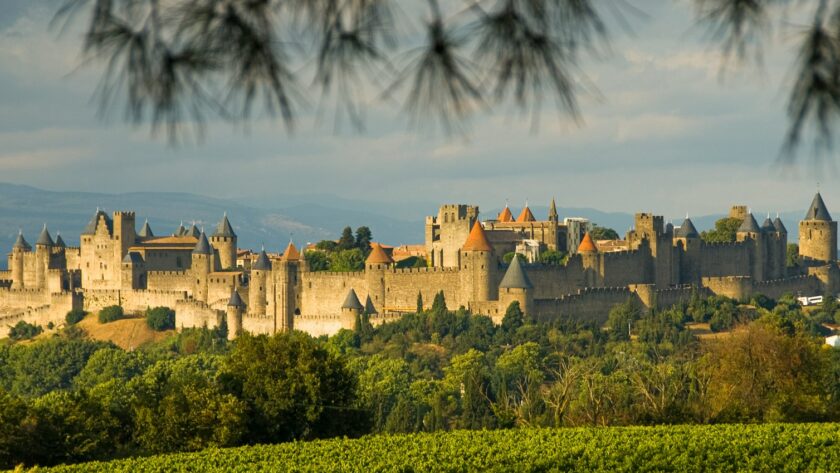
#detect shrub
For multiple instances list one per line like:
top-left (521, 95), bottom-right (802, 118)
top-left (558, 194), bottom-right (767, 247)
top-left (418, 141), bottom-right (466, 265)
top-left (8, 321), bottom-right (43, 341)
top-left (98, 306), bottom-right (124, 324)
top-left (66, 309), bottom-right (87, 325)
top-left (146, 307), bottom-right (176, 331)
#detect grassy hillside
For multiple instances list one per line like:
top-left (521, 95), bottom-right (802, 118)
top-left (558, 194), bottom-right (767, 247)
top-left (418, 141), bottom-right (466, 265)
top-left (37, 423), bottom-right (840, 472)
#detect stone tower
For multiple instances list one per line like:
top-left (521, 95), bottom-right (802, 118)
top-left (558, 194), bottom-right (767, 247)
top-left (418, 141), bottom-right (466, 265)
top-left (35, 225), bottom-right (53, 290)
top-left (498, 254), bottom-right (534, 319)
top-left (275, 242), bottom-right (301, 332)
top-left (365, 242), bottom-right (393, 311)
top-left (736, 213), bottom-right (765, 281)
top-left (227, 289), bottom-right (245, 340)
top-left (674, 217), bottom-right (700, 284)
top-left (628, 213), bottom-right (673, 287)
top-left (191, 232), bottom-right (213, 302)
top-left (773, 215), bottom-right (788, 279)
top-left (459, 220), bottom-right (497, 305)
top-left (547, 198), bottom-right (560, 250)
top-left (341, 288), bottom-right (364, 330)
top-left (210, 213), bottom-right (237, 270)
top-left (799, 192), bottom-right (837, 264)
top-left (249, 248), bottom-right (270, 317)
top-left (120, 252), bottom-right (145, 290)
top-left (578, 232), bottom-right (600, 287)
top-left (426, 204), bottom-right (478, 268)
top-left (112, 211), bottom-right (136, 271)
top-left (11, 231), bottom-right (30, 289)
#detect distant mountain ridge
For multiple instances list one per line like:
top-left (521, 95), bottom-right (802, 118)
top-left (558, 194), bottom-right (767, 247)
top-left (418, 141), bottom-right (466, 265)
top-left (0, 183), bottom-right (807, 270)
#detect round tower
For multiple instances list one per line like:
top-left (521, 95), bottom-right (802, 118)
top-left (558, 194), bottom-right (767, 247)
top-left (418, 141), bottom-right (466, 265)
top-left (365, 243), bottom-right (393, 311)
top-left (674, 217), bottom-right (700, 284)
top-left (578, 232), bottom-right (600, 286)
top-left (736, 212), bottom-right (766, 281)
top-left (249, 248), bottom-right (271, 317)
top-left (459, 220), bottom-right (497, 304)
top-left (799, 192), bottom-right (837, 264)
top-left (226, 289), bottom-right (245, 340)
top-left (35, 224), bottom-right (54, 290)
top-left (191, 232), bottom-right (213, 302)
top-left (210, 213), bottom-right (237, 270)
top-left (276, 242), bottom-right (301, 332)
top-left (11, 231), bottom-right (30, 289)
top-left (341, 288), bottom-right (364, 330)
top-left (498, 254), bottom-right (534, 322)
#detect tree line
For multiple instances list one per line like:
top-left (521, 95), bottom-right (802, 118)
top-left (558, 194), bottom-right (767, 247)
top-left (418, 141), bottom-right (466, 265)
top-left (1, 291), bottom-right (840, 468)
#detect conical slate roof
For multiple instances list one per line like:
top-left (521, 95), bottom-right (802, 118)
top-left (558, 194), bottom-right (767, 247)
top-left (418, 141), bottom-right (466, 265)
top-left (773, 216), bottom-right (787, 234)
top-left (253, 249), bottom-right (271, 270)
top-left (13, 232), bottom-right (31, 250)
top-left (213, 213), bottom-right (236, 238)
top-left (805, 192), bottom-right (832, 221)
top-left (516, 206), bottom-right (536, 223)
top-left (737, 213), bottom-right (761, 233)
top-left (341, 289), bottom-right (364, 310)
top-left (462, 221), bottom-right (493, 252)
top-left (282, 242), bottom-right (300, 261)
top-left (122, 252), bottom-right (144, 264)
top-left (676, 218), bottom-right (699, 238)
top-left (366, 242), bottom-right (393, 264)
top-left (175, 222), bottom-right (186, 236)
top-left (578, 232), bottom-right (598, 253)
top-left (499, 254), bottom-right (533, 289)
top-left (82, 209), bottom-right (112, 235)
top-left (54, 233), bottom-right (66, 248)
top-left (37, 225), bottom-right (53, 246)
top-left (193, 232), bottom-right (213, 255)
top-left (498, 206), bottom-right (513, 222)
top-left (364, 295), bottom-right (378, 315)
top-left (761, 216), bottom-right (774, 232)
top-left (228, 289), bottom-right (245, 308)
top-left (549, 198), bottom-right (558, 220)
top-left (186, 224), bottom-right (200, 238)
top-left (138, 220), bottom-right (154, 238)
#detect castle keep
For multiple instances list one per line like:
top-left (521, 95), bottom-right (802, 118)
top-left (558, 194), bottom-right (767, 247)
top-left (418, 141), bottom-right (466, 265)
top-left (2, 193), bottom-right (838, 338)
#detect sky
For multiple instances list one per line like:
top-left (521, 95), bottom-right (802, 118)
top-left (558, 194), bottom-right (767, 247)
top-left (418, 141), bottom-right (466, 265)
top-left (0, 0), bottom-right (834, 220)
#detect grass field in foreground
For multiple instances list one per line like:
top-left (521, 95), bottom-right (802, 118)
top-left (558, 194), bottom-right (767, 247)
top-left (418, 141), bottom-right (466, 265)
top-left (34, 423), bottom-right (840, 472)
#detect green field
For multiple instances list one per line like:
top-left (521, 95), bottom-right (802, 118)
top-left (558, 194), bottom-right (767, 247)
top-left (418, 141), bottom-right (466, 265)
top-left (34, 423), bottom-right (840, 472)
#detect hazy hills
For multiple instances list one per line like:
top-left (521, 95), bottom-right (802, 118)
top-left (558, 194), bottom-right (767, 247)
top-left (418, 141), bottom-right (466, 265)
top-left (0, 183), bottom-right (807, 270)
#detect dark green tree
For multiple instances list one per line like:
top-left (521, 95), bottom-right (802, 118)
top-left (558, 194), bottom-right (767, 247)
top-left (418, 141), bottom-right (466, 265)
top-left (416, 292), bottom-right (424, 314)
top-left (590, 226), bottom-right (619, 240)
top-left (8, 321), bottom-right (43, 341)
top-left (606, 299), bottom-right (641, 341)
top-left (354, 226), bottom-right (373, 252)
top-left (501, 301), bottom-right (525, 334)
top-left (304, 251), bottom-right (330, 271)
top-left (701, 217), bottom-right (742, 243)
top-left (338, 227), bottom-right (355, 250)
top-left (145, 307), bottom-right (176, 331)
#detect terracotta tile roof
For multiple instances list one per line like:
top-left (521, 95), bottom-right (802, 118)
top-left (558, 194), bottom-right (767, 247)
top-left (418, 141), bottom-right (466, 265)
top-left (498, 206), bottom-right (513, 222)
top-left (516, 206), bottom-right (536, 223)
top-left (366, 242), bottom-right (394, 264)
top-left (578, 232), bottom-right (598, 253)
top-left (282, 242), bottom-right (301, 261)
top-left (462, 221), bottom-right (493, 252)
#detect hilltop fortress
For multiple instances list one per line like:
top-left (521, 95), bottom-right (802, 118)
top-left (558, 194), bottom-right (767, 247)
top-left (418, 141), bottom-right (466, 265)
top-left (1, 193), bottom-right (838, 339)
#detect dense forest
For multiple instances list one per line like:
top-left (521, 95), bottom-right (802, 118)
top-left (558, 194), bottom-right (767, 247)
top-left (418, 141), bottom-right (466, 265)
top-left (1, 292), bottom-right (840, 468)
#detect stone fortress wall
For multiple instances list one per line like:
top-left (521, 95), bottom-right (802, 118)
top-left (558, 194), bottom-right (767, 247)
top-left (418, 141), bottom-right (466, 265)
top-left (2, 193), bottom-right (839, 339)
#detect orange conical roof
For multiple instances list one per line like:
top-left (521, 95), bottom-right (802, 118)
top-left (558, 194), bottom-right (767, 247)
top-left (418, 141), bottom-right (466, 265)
top-left (578, 232), bottom-right (598, 253)
top-left (516, 206), bottom-right (536, 223)
top-left (462, 221), bottom-right (493, 252)
top-left (498, 206), bottom-right (513, 222)
top-left (366, 242), bottom-right (394, 264)
top-left (282, 241), bottom-right (300, 261)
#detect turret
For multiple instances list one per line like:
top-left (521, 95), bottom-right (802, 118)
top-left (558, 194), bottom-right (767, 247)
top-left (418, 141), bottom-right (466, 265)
top-left (799, 192), bottom-right (837, 264)
top-left (275, 241), bottom-right (301, 332)
top-left (459, 220), bottom-right (497, 304)
top-left (578, 232), bottom-right (600, 286)
top-left (341, 288), bottom-right (364, 330)
top-left (121, 252), bottom-right (145, 290)
top-left (226, 289), bottom-right (245, 340)
top-left (210, 213), bottom-right (237, 270)
top-left (736, 212), bottom-right (765, 281)
top-left (35, 224), bottom-right (53, 289)
top-left (185, 223), bottom-right (200, 238)
top-left (498, 254), bottom-right (534, 321)
top-left (249, 247), bottom-right (270, 317)
top-left (497, 205), bottom-right (513, 222)
top-left (674, 217), bottom-right (700, 284)
top-left (365, 243), bottom-right (393, 311)
top-left (11, 231), bottom-right (30, 289)
top-left (364, 295), bottom-right (378, 317)
top-left (516, 204), bottom-right (536, 223)
top-left (174, 222), bottom-right (186, 237)
top-left (191, 232), bottom-right (213, 302)
top-left (548, 198), bottom-right (559, 223)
